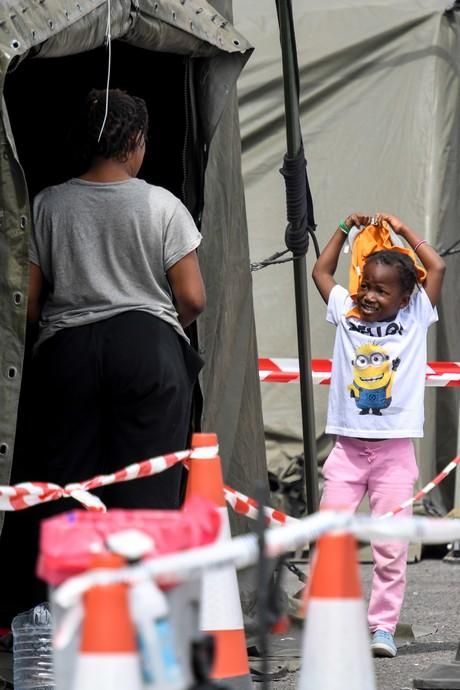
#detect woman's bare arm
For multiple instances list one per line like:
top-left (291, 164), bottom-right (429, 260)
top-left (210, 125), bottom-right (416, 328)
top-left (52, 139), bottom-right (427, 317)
top-left (167, 250), bottom-right (206, 328)
top-left (27, 262), bottom-right (44, 322)
top-left (378, 213), bottom-right (446, 307)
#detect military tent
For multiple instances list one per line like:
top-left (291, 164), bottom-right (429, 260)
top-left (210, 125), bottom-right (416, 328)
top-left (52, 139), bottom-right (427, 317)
top-left (0, 0), bottom-right (268, 578)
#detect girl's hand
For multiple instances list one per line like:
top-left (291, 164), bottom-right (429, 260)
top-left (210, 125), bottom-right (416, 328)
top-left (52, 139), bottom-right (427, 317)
top-left (344, 212), bottom-right (370, 229)
top-left (374, 212), bottom-right (405, 235)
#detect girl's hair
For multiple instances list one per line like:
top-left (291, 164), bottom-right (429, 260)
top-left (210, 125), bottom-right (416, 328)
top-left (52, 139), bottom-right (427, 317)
top-left (80, 88), bottom-right (149, 165)
top-left (364, 249), bottom-right (418, 294)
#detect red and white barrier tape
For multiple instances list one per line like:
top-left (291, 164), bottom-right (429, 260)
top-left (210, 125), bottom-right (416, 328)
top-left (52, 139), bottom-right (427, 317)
top-left (224, 455), bottom-right (460, 525)
top-left (223, 485), bottom-right (298, 526)
top-left (381, 455), bottom-right (460, 518)
top-left (1, 446), bottom-right (459, 527)
top-left (0, 451), bottom-right (191, 512)
top-left (259, 357), bottom-right (460, 387)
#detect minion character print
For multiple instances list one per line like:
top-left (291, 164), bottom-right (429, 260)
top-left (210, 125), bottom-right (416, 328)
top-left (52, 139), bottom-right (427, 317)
top-left (348, 343), bottom-right (400, 415)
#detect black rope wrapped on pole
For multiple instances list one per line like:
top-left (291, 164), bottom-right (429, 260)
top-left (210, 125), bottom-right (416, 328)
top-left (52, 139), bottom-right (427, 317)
top-left (275, 0), bottom-right (319, 515)
top-left (280, 146), bottom-right (319, 258)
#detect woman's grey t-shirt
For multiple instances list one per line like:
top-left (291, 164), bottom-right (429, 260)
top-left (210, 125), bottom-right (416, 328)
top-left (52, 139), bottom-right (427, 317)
top-left (29, 178), bottom-right (202, 346)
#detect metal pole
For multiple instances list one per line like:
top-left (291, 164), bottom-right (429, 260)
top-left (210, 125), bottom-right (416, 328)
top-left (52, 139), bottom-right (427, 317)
top-left (444, 402), bottom-right (460, 561)
top-left (277, 0), bottom-right (319, 514)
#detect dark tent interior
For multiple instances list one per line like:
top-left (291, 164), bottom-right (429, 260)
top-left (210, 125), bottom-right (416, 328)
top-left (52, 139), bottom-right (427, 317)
top-left (4, 43), bottom-right (187, 201)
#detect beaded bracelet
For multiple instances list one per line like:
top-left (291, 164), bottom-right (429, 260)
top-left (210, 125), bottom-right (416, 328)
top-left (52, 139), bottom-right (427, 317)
top-left (414, 239), bottom-right (428, 252)
top-left (338, 220), bottom-right (350, 235)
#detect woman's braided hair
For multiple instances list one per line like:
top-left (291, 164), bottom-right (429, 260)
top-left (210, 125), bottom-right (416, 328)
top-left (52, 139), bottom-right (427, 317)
top-left (82, 88), bottom-right (149, 164)
top-left (364, 249), bottom-right (418, 294)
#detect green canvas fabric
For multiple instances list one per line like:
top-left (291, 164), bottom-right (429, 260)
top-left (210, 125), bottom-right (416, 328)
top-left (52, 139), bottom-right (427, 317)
top-left (234, 0), bottom-right (460, 515)
top-left (0, 1), bottom-right (268, 544)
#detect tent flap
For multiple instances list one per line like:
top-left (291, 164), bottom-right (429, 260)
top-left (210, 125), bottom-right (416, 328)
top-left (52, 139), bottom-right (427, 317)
top-left (0, 0), bottom-right (252, 63)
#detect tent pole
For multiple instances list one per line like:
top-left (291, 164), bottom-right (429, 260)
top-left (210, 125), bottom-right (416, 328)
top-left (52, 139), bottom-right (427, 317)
top-left (276, 0), bottom-right (319, 515)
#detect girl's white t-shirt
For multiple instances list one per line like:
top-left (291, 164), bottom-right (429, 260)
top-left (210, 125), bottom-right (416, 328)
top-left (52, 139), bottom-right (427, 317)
top-left (325, 284), bottom-right (438, 439)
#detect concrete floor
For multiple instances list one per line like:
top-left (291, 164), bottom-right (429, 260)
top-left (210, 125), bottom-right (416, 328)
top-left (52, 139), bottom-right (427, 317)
top-left (248, 556), bottom-right (460, 690)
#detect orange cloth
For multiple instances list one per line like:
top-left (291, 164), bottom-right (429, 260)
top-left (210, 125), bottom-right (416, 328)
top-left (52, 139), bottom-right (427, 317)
top-left (346, 222), bottom-right (426, 319)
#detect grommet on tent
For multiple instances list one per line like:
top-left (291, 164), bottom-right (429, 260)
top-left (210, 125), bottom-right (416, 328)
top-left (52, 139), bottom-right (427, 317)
top-left (6, 367), bottom-right (17, 380)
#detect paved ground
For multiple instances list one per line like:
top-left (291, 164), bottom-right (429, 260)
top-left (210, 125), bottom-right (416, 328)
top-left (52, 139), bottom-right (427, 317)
top-left (249, 554), bottom-right (460, 690)
top-left (1, 554), bottom-right (458, 690)
top-left (363, 556), bottom-right (459, 690)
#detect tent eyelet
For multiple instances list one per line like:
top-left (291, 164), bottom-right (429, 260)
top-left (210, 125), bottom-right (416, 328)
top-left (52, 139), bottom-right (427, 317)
top-left (7, 366), bottom-right (18, 379)
top-left (0, 443), bottom-right (8, 456)
top-left (13, 292), bottom-right (22, 306)
top-left (154, 3), bottom-right (158, 11)
top-left (172, 11), bottom-right (176, 20)
top-left (233, 39), bottom-right (240, 46)
top-left (10, 39), bottom-right (20, 50)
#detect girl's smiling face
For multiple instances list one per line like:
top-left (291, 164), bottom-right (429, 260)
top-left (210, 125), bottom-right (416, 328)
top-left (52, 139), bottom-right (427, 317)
top-left (357, 261), bottom-right (410, 322)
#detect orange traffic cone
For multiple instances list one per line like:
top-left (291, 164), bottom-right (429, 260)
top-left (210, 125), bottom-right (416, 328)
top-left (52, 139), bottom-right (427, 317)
top-left (299, 532), bottom-right (376, 690)
top-left (72, 552), bottom-right (143, 690)
top-left (186, 433), bottom-right (251, 690)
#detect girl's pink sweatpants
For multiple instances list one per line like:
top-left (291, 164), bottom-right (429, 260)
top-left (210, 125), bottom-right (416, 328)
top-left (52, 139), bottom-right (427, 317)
top-left (320, 436), bottom-right (419, 634)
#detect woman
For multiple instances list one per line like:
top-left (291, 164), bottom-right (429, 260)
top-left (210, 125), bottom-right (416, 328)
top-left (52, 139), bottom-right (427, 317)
top-left (0, 88), bottom-right (206, 625)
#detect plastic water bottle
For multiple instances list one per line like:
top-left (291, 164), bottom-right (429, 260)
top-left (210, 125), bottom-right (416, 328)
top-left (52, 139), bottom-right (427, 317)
top-left (129, 579), bottom-right (185, 690)
top-left (12, 602), bottom-right (55, 690)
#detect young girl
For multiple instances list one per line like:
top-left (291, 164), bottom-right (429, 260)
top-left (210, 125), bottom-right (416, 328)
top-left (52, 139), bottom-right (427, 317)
top-left (312, 212), bottom-right (446, 658)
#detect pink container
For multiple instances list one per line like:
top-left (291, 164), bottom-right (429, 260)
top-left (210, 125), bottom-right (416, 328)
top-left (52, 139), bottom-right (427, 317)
top-left (37, 496), bottom-right (221, 585)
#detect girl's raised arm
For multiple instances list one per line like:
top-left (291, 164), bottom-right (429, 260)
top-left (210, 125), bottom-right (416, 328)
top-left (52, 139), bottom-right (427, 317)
top-left (378, 213), bottom-right (446, 307)
top-left (312, 213), bottom-right (370, 303)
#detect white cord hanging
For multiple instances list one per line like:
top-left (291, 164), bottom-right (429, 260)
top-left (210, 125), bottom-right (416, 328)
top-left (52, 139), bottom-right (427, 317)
top-left (97, 0), bottom-right (112, 142)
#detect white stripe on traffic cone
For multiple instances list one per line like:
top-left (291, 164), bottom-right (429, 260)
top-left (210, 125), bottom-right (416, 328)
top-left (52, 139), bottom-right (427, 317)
top-left (299, 532), bottom-right (376, 690)
top-left (186, 433), bottom-right (251, 690)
